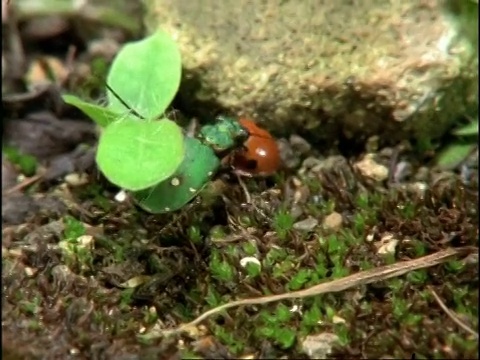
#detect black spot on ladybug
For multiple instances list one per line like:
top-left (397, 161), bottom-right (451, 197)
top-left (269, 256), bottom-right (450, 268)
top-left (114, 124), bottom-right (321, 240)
top-left (244, 159), bottom-right (258, 170)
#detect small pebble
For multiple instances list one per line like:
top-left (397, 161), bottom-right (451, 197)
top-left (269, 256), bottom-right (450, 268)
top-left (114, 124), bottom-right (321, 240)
top-left (293, 185), bottom-right (310, 205)
top-left (290, 205), bottom-right (304, 220)
top-left (77, 235), bottom-right (94, 248)
top-left (277, 138), bottom-right (300, 169)
top-left (293, 217), bottom-right (318, 231)
top-left (393, 160), bottom-right (412, 183)
top-left (322, 212), bottom-right (343, 231)
top-left (240, 257), bottom-right (261, 268)
top-left (289, 304), bottom-right (303, 314)
top-left (289, 134), bottom-right (311, 154)
top-left (114, 190), bottom-right (127, 202)
top-left (407, 182), bottom-right (428, 197)
top-left (354, 154), bottom-right (389, 182)
top-left (301, 156), bottom-right (324, 171)
top-left (24, 267), bottom-right (37, 277)
top-left (65, 173), bottom-right (89, 187)
top-left (301, 333), bottom-right (339, 359)
top-left (376, 233), bottom-right (399, 255)
top-left (378, 147), bottom-right (394, 157)
top-left (332, 315), bottom-right (346, 324)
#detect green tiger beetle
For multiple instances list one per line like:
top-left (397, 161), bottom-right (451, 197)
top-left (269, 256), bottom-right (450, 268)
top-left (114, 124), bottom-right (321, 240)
top-left (132, 115), bottom-right (249, 213)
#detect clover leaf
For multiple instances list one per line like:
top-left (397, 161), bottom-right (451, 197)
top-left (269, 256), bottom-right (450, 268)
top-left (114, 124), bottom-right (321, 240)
top-left (106, 29), bottom-right (182, 119)
top-left (96, 118), bottom-right (185, 191)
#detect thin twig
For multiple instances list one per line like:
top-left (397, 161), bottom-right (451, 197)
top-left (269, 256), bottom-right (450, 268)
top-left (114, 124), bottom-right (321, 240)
top-left (429, 286), bottom-right (479, 339)
top-left (158, 247), bottom-right (472, 337)
top-left (4, 174), bottom-right (43, 195)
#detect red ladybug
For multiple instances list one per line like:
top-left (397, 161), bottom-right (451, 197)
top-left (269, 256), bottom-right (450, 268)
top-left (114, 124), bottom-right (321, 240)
top-left (227, 118), bottom-right (281, 176)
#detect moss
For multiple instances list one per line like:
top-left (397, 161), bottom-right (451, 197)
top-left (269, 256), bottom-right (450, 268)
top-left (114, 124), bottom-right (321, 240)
top-left (3, 147), bottom-right (477, 358)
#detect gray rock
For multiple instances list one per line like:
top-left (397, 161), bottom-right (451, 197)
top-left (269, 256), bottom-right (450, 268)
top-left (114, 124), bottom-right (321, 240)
top-left (289, 134), bottom-right (312, 155)
top-left (301, 333), bottom-right (340, 359)
top-left (277, 138), bottom-right (300, 169)
top-left (293, 216), bottom-right (318, 231)
top-left (146, 0), bottom-right (477, 146)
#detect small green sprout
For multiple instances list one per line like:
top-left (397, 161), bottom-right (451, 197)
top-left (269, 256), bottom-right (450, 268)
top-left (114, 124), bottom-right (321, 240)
top-left (436, 117), bottom-right (478, 170)
top-left (62, 30), bottom-right (184, 192)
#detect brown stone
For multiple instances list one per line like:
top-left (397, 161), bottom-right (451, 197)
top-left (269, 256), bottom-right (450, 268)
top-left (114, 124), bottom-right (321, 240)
top-left (145, 0), bottom-right (477, 146)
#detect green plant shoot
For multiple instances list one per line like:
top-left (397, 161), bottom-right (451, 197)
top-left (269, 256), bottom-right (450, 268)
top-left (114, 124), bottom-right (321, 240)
top-left (62, 29), bottom-right (185, 191)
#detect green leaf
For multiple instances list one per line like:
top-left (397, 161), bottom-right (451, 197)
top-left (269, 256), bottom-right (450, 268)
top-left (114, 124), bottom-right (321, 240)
top-left (62, 95), bottom-right (119, 127)
top-left (436, 142), bottom-right (475, 170)
top-left (452, 119), bottom-right (478, 136)
top-left (131, 137), bottom-right (220, 213)
top-left (106, 30), bottom-right (181, 119)
top-left (96, 118), bottom-right (185, 190)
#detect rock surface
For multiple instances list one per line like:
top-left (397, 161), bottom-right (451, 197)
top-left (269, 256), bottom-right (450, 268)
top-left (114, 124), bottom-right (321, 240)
top-left (145, 0), bottom-right (477, 147)
top-left (301, 333), bottom-right (340, 359)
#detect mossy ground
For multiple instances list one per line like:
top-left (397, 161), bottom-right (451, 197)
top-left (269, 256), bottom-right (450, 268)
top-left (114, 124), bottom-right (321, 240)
top-left (3, 152), bottom-right (478, 359)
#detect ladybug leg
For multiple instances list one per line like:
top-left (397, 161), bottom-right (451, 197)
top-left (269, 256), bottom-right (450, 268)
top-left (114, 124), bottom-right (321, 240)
top-left (221, 147), bottom-right (255, 177)
top-left (185, 117), bottom-right (199, 138)
top-left (235, 173), bottom-right (252, 204)
top-left (218, 153), bottom-right (235, 173)
top-left (232, 168), bottom-right (254, 178)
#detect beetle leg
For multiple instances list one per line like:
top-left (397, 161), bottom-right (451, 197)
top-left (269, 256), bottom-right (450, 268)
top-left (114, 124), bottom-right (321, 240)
top-left (185, 117), bottom-right (199, 138)
top-left (235, 173), bottom-right (252, 203)
top-left (232, 168), bottom-right (254, 178)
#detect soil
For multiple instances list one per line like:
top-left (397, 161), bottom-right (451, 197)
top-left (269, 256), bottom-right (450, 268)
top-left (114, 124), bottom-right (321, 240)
top-left (2, 2), bottom-right (478, 359)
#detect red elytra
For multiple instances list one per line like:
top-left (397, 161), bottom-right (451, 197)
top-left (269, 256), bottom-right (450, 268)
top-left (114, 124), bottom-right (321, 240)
top-left (228, 118), bottom-right (281, 176)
